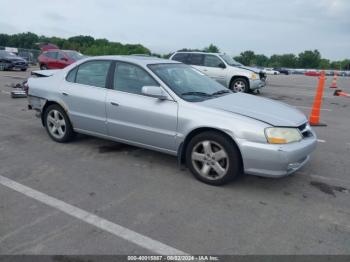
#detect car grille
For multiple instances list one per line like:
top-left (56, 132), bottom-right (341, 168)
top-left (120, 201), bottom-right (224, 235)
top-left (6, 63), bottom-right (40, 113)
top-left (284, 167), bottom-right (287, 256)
top-left (259, 72), bottom-right (266, 80)
top-left (298, 123), bottom-right (313, 138)
top-left (14, 61), bottom-right (25, 66)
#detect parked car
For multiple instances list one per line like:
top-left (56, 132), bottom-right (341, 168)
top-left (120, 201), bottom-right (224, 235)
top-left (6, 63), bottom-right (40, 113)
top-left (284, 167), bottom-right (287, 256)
top-left (18, 51), bottom-right (37, 65)
top-left (304, 71), bottom-right (321, 77)
top-left (38, 49), bottom-right (85, 70)
top-left (274, 68), bottom-right (290, 75)
top-left (263, 68), bottom-right (280, 75)
top-left (27, 56), bottom-right (317, 185)
top-left (170, 52), bottom-right (266, 93)
top-left (0, 50), bottom-right (28, 71)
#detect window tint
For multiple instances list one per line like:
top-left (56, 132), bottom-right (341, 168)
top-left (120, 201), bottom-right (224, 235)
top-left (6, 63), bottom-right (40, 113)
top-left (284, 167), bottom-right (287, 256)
top-left (172, 53), bottom-right (189, 63)
top-left (46, 52), bottom-right (58, 59)
top-left (66, 67), bottom-right (78, 83)
top-left (188, 54), bottom-right (204, 66)
top-left (114, 62), bottom-right (159, 95)
top-left (57, 52), bottom-right (65, 60)
top-left (75, 60), bottom-right (111, 88)
top-left (204, 55), bottom-right (224, 68)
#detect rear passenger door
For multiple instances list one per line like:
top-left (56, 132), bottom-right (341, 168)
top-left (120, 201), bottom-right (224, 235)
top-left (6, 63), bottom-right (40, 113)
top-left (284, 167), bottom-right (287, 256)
top-left (60, 60), bottom-right (112, 135)
top-left (46, 51), bottom-right (58, 69)
top-left (106, 62), bottom-right (178, 152)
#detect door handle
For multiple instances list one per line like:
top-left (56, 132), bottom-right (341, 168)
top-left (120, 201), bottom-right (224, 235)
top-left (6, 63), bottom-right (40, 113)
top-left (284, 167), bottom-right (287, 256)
top-left (62, 92), bottom-right (68, 96)
top-left (110, 102), bottom-right (119, 106)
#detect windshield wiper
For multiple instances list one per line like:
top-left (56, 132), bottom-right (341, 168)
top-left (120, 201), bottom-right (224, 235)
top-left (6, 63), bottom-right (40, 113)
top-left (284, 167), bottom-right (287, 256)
top-left (181, 91), bottom-right (212, 97)
top-left (211, 90), bottom-right (231, 96)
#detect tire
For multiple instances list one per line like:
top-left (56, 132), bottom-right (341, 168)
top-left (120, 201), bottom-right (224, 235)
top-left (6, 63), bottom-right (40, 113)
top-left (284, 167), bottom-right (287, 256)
top-left (44, 104), bottom-right (75, 143)
top-left (186, 131), bottom-right (242, 186)
top-left (40, 64), bottom-right (48, 70)
top-left (230, 78), bottom-right (249, 93)
top-left (21, 68), bottom-right (27, 72)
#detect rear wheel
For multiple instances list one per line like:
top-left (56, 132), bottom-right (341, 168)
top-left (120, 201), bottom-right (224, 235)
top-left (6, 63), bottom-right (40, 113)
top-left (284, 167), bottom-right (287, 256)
top-left (21, 68), bottom-right (27, 71)
top-left (44, 104), bottom-right (75, 143)
top-left (230, 78), bottom-right (249, 93)
top-left (186, 131), bottom-right (241, 186)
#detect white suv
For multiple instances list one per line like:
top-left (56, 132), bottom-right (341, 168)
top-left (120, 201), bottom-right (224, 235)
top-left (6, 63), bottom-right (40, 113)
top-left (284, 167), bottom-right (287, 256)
top-left (170, 52), bottom-right (266, 93)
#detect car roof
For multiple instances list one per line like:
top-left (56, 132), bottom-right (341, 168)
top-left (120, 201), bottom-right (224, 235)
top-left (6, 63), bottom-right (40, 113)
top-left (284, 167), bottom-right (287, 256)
top-left (84, 55), bottom-right (180, 66)
top-left (174, 51), bottom-right (223, 56)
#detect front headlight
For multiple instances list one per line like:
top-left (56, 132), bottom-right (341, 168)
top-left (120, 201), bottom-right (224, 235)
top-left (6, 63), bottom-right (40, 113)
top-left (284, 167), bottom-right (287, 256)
top-left (265, 127), bottom-right (302, 144)
top-left (251, 73), bottom-right (258, 80)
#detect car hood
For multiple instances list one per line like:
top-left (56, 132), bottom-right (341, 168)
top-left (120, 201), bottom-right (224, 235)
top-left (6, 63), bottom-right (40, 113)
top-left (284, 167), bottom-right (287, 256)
top-left (236, 65), bottom-right (261, 74)
top-left (4, 56), bottom-right (26, 62)
top-left (200, 93), bottom-right (307, 127)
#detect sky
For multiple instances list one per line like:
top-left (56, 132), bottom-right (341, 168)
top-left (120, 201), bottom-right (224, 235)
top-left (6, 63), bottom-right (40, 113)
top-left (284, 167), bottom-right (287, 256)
top-left (1, 0), bottom-right (349, 60)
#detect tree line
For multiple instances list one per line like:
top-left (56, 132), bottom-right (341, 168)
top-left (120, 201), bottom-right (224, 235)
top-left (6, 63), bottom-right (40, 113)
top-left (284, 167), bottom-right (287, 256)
top-left (0, 32), bottom-right (150, 56)
top-left (233, 50), bottom-right (350, 70)
top-left (0, 32), bottom-right (348, 70)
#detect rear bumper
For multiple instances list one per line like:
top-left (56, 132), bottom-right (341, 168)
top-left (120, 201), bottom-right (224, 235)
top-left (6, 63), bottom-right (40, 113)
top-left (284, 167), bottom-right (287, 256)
top-left (238, 135), bottom-right (317, 178)
top-left (250, 79), bottom-right (266, 90)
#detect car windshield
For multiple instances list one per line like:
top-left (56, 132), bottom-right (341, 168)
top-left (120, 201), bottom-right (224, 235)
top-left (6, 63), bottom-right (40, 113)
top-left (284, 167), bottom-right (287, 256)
top-left (148, 63), bottom-right (231, 102)
top-left (219, 54), bottom-right (242, 66)
top-left (64, 51), bottom-right (84, 61)
top-left (0, 50), bottom-right (16, 58)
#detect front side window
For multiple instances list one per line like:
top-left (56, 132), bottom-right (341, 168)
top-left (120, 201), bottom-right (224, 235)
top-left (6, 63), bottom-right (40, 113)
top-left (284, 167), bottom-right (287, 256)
top-left (204, 55), bottom-right (224, 68)
top-left (66, 67), bottom-right (78, 83)
top-left (65, 51), bottom-right (85, 61)
top-left (57, 52), bottom-right (65, 60)
top-left (113, 62), bottom-right (159, 95)
top-left (75, 60), bottom-right (111, 88)
top-left (148, 63), bottom-right (230, 102)
top-left (219, 54), bottom-right (242, 66)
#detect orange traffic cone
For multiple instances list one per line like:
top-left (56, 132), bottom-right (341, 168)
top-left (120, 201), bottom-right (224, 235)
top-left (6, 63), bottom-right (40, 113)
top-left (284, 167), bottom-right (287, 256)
top-left (330, 71), bottom-right (337, 88)
top-left (334, 89), bottom-right (350, 97)
top-left (309, 71), bottom-right (327, 126)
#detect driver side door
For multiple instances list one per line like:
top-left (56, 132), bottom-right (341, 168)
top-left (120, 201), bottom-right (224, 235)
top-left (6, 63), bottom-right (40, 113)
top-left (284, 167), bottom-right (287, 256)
top-left (106, 62), bottom-right (178, 153)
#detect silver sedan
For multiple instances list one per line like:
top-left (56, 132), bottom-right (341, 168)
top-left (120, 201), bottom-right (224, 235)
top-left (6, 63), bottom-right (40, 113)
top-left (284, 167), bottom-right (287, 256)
top-left (28, 56), bottom-right (317, 185)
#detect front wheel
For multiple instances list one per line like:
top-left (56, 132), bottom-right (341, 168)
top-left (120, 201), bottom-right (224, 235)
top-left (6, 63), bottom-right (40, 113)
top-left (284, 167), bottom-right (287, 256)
top-left (40, 64), bottom-right (48, 70)
top-left (44, 104), bottom-right (75, 143)
top-left (186, 131), bottom-right (242, 186)
top-left (230, 78), bottom-right (249, 93)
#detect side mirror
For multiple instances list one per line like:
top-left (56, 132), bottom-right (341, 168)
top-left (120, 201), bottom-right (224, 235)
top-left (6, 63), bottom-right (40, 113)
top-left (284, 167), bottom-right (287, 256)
top-left (141, 86), bottom-right (168, 100)
top-left (218, 63), bottom-right (226, 69)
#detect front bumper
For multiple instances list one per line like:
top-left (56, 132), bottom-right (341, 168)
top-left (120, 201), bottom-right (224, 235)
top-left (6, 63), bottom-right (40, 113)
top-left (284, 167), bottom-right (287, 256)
top-left (0, 61), bottom-right (28, 70)
top-left (249, 79), bottom-right (266, 90)
top-left (238, 135), bottom-right (317, 178)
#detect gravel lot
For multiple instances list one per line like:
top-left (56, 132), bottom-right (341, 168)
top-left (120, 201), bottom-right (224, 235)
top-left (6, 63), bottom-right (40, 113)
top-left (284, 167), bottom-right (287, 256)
top-left (0, 69), bottom-right (349, 255)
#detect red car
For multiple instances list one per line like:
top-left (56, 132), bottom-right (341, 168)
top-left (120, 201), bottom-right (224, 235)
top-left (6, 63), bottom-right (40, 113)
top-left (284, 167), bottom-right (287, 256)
top-left (304, 71), bottom-right (321, 77)
top-left (38, 49), bottom-right (85, 70)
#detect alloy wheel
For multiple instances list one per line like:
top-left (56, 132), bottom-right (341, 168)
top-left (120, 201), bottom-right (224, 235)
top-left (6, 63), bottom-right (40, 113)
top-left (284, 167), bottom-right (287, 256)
top-left (191, 140), bottom-right (229, 180)
top-left (47, 109), bottom-right (66, 139)
top-left (233, 80), bottom-right (246, 92)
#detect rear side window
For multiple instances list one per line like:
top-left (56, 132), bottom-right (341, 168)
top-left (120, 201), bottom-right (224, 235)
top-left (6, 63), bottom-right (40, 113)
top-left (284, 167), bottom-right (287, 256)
top-left (113, 62), bottom-right (159, 95)
top-left (66, 67), bottom-right (78, 82)
top-left (188, 54), bottom-right (204, 66)
top-left (172, 53), bottom-right (189, 63)
top-left (204, 55), bottom-right (224, 68)
top-left (45, 52), bottom-right (58, 59)
top-left (74, 60), bottom-right (111, 88)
